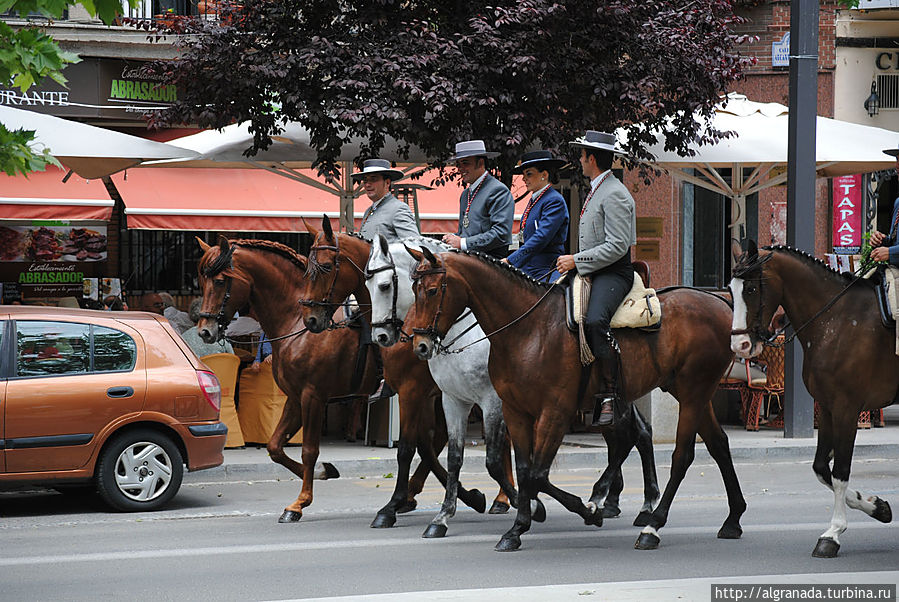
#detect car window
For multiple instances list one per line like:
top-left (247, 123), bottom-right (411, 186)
top-left (17, 321), bottom-right (90, 377)
top-left (92, 325), bottom-right (136, 372)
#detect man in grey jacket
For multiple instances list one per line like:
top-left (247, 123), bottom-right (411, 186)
top-left (556, 130), bottom-right (636, 427)
top-left (353, 158), bottom-right (420, 243)
top-left (441, 140), bottom-right (514, 258)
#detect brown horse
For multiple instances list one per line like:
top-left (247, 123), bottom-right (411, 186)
top-left (194, 237), bottom-right (440, 522)
top-left (406, 247), bottom-right (745, 551)
top-left (298, 217), bottom-right (519, 531)
top-left (730, 243), bottom-right (896, 558)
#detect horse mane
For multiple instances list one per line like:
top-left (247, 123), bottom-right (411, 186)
top-left (454, 250), bottom-right (558, 293)
top-left (201, 238), bottom-right (306, 277)
top-left (763, 245), bottom-right (855, 283)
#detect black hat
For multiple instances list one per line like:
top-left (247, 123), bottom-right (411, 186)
top-left (511, 150), bottom-right (567, 174)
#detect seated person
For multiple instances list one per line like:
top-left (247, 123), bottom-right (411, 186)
top-left (180, 299), bottom-right (234, 357)
top-left (246, 332), bottom-right (272, 373)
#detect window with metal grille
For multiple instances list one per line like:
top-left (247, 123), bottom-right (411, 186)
top-left (877, 74), bottom-right (899, 110)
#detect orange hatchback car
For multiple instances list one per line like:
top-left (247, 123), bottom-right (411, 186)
top-left (0, 306), bottom-right (227, 511)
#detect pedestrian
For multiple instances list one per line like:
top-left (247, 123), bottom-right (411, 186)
top-left (870, 144), bottom-right (899, 267)
top-left (352, 158), bottom-right (420, 243)
top-left (246, 331), bottom-right (272, 373)
top-left (504, 150), bottom-right (569, 280)
top-left (441, 139), bottom-right (514, 258)
top-left (103, 295), bottom-right (124, 311)
top-left (142, 293), bottom-right (166, 315)
top-left (556, 130), bottom-right (636, 427)
top-left (180, 298), bottom-right (234, 357)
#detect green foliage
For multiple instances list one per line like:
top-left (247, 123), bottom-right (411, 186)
top-left (0, 21), bottom-right (80, 92)
top-left (859, 231), bottom-right (887, 275)
top-left (0, 124), bottom-right (61, 176)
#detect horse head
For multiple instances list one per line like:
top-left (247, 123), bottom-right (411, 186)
top-left (196, 236), bottom-right (249, 343)
top-left (406, 246), bottom-right (466, 360)
top-left (300, 215), bottom-right (370, 333)
top-left (729, 240), bottom-right (780, 359)
top-left (365, 234), bottom-right (407, 347)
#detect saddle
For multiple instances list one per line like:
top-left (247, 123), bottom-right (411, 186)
top-left (563, 262), bottom-right (662, 365)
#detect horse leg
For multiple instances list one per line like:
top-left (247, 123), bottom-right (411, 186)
top-left (587, 408), bottom-right (638, 520)
top-left (632, 405), bottom-right (660, 526)
top-left (422, 395), bottom-right (470, 538)
top-left (345, 397), bottom-right (363, 442)
top-left (495, 409), bottom-right (535, 552)
top-left (276, 391), bottom-right (325, 523)
top-left (696, 401), bottom-right (746, 540)
top-left (635, 402), bottom-right (701, 550)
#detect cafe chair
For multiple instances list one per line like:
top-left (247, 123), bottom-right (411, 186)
top-left (238, 361), bottom-right (302, 446)
top-left (200, 352), bottom-right (244, 448)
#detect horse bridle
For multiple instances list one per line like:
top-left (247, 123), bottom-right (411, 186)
top-left (298, 233), bottom-right (368, 328)
top-left (410, 262), bottom-right (449, 346)
top-left (198, 245), bottom-right (236, 338)
top-left (364, 253), bottom-right (405, 335)
top-left (729, 272), bottom-right (774, 344)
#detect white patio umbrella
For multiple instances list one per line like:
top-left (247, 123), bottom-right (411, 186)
top-left (0, 105), bottom-right (199, 180)
top-left (151, 121), bottom-right (434, 230)
top-left (620, 92), bottom-right (898, 203)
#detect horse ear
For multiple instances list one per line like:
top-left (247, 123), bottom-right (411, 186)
top-left (731, 238), bottom-right (743, 262)
top-left (745, 239), bottom-right (758, 260)
top-left (196, 236), bottom-right (211, 252)
top-left (421, 246), bottom-right (439, 267)
top-left (321, 214), bottom-right (334, 240)
top-left (378, 233), bottom-right (390, 257)
top-left (405, 245), bottom-right (424, 262)
top-left (302, 217), bottom-right (317, 237)
top-left (217, 235), bottom-right (230, 253)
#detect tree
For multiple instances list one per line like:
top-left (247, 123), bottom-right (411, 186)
top-left (152, 0), bottom-right (756, 179)
top-left (0, 0), bottom-right (133, 176)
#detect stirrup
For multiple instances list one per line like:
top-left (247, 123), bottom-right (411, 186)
top-left (591, 395), bottom-right (615, 427)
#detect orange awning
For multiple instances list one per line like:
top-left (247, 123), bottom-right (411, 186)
top-left (113, 167), bottom-right (469, 233)
top-left (0, 167), bottom-right (114, 221)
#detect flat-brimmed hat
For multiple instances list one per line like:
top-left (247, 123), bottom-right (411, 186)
top-left (350, 158), bottom-right (404, 182)
top-left (883, 143), bottom-right (899, 157)
top-left (569, 130), bottom-right (624, 154)
top-left (449, 139), bottom-right (500, 161)
top-left (511, 150), bottom-right (567, 174)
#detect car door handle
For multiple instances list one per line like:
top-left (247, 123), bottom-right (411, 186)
top-left (107, 386), bottom-right (134, 398)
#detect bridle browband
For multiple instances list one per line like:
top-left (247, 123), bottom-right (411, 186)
top-left (198, 243), bottom-right (236, 337)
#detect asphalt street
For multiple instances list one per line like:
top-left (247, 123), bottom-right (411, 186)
top-left (1, 454), bottom-right (897, 601)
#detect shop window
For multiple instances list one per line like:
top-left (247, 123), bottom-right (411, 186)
top-left (92, 326), bottom-right (136, 373)
top-left (877, 74), bottom-right (899, 110)
top-left (681, 169), bottom-right (758, 289)
top-left (16, 321), bottom-right (90, 377)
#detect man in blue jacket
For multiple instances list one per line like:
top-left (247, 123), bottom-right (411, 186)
top-left (871, 145), bottom-right (899, 266)
top-left (441, 139), bottom-right (514, 258)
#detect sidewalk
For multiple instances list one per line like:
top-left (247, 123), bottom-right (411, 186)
top-left (186, 406), bottom-right (899, 483)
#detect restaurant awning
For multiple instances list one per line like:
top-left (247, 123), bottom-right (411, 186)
top-left (0, 166), bottom-right (115, 221)
top-left (112, 167), bottom-right (465, 233)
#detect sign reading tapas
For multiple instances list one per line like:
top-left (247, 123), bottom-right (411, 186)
top-left (0, 225), bottom-right (107, 263)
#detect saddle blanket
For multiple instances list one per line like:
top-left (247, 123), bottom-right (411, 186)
top-left (885, 266), bottom-right (899, 355)
top-left (561, 271), bottom-right (662, 365)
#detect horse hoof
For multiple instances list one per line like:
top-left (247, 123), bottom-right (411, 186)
top-left (488, 501), bottom-right (510, 515)
top-left (370, 513), bottom-right (396, 529)
top-left (532, 498), bottom-right (547, 523)
top-left (278, 510), bottom-right (302, 523)
top-left (717, 523), bottom-right (743, 540)
top-left (495, 535), bottom-right (521, 552)
top-left (633, 511), bottom-right (653, 527)
top-left (465, 489), bottom-right (487, 514)
top-left (321, 462), bottom-right (340, 480)
top-left (602, 506), bottom-right (621, 519)
top-left (872, 498), bottom-right (892, 523)
top-left (812, 537), bottom-right (840, 558)
top-left (397, 499), bottom-right (418, 514)
top-left (635, 531), bottom-right (660, 550)
top-left (422, 524), bottom-right (448, 539)
top-left (583, 502), bottom-right (603, 528)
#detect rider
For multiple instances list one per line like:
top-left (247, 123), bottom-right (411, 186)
top-left (871, 147), bottom-right (899, 267)
top-left (441, 139), bottom-right (514, 258)
top-left (352, 158), bottom-right (421, 243)
top-left (555, 130), bottom-right (636, 428)
top-left (505, 150), bottom-right (570, 280)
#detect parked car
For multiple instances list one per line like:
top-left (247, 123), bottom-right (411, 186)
top-left (0, 306), bottom-right (227, 511)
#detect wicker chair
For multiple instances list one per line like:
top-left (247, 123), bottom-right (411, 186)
top-left (743, 337), bottom-right (785, 431)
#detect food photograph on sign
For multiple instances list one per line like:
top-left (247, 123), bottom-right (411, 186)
top-left (0, 225), bottom-right (108, 263)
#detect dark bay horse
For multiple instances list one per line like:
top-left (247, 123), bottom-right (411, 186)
top-left (406, 248), bottom-right (745, 552)
top-left (730, 243), bottom-right (896, 558)
top-left (195, 237), bottom-right (442, 522)
top-left (298, 217), bottom-right (507, 529)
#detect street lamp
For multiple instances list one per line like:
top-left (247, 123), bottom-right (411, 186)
top-left (864, 81), bottom-right (880, 117)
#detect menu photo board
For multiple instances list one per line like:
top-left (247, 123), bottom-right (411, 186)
top-left (0, 221), bottom-right (108, 298)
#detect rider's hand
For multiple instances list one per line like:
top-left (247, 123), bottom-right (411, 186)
top-left (871, 246), bottom-right (891, 263)
top-left (556, 254), bottom-right (575, 274)
top-left (442, 234), bottom-right (462, 249)
top-left (871, 230), bottom-right (886, 246)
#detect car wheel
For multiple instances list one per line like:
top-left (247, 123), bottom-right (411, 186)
top-left (96, 429), bottom-right (184, 512)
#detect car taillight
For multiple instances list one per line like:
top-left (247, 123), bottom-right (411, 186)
top-left (197, 370), bottom-right (221, 411)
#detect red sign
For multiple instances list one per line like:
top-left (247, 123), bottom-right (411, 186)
top-left (832, 174), bottom-right (863, 254)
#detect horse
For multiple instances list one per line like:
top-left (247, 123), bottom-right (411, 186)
top-left (366, 233), bottom-right (659, 533)
top-left (729, 242), bottom-right (896, 558)
top-left (194, 237), bottom-right (441, 522)
top-left (298, 217), bottom-right (505, 528)
top-left (406, 247), bottom-right (745, 552)
top-left (365, 233), bottom-right (559, 537)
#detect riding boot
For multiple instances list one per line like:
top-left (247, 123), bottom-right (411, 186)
top-left (590, 331), bottom-right (619, 427)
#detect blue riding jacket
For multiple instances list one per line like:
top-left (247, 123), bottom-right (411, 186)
top-left (507, 186), bottom-right (569, 280)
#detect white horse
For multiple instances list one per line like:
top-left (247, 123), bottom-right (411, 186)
top-left (365, 234), bottom-right (658, 537)
top-left (365, 235), bottom-right (543, 538)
